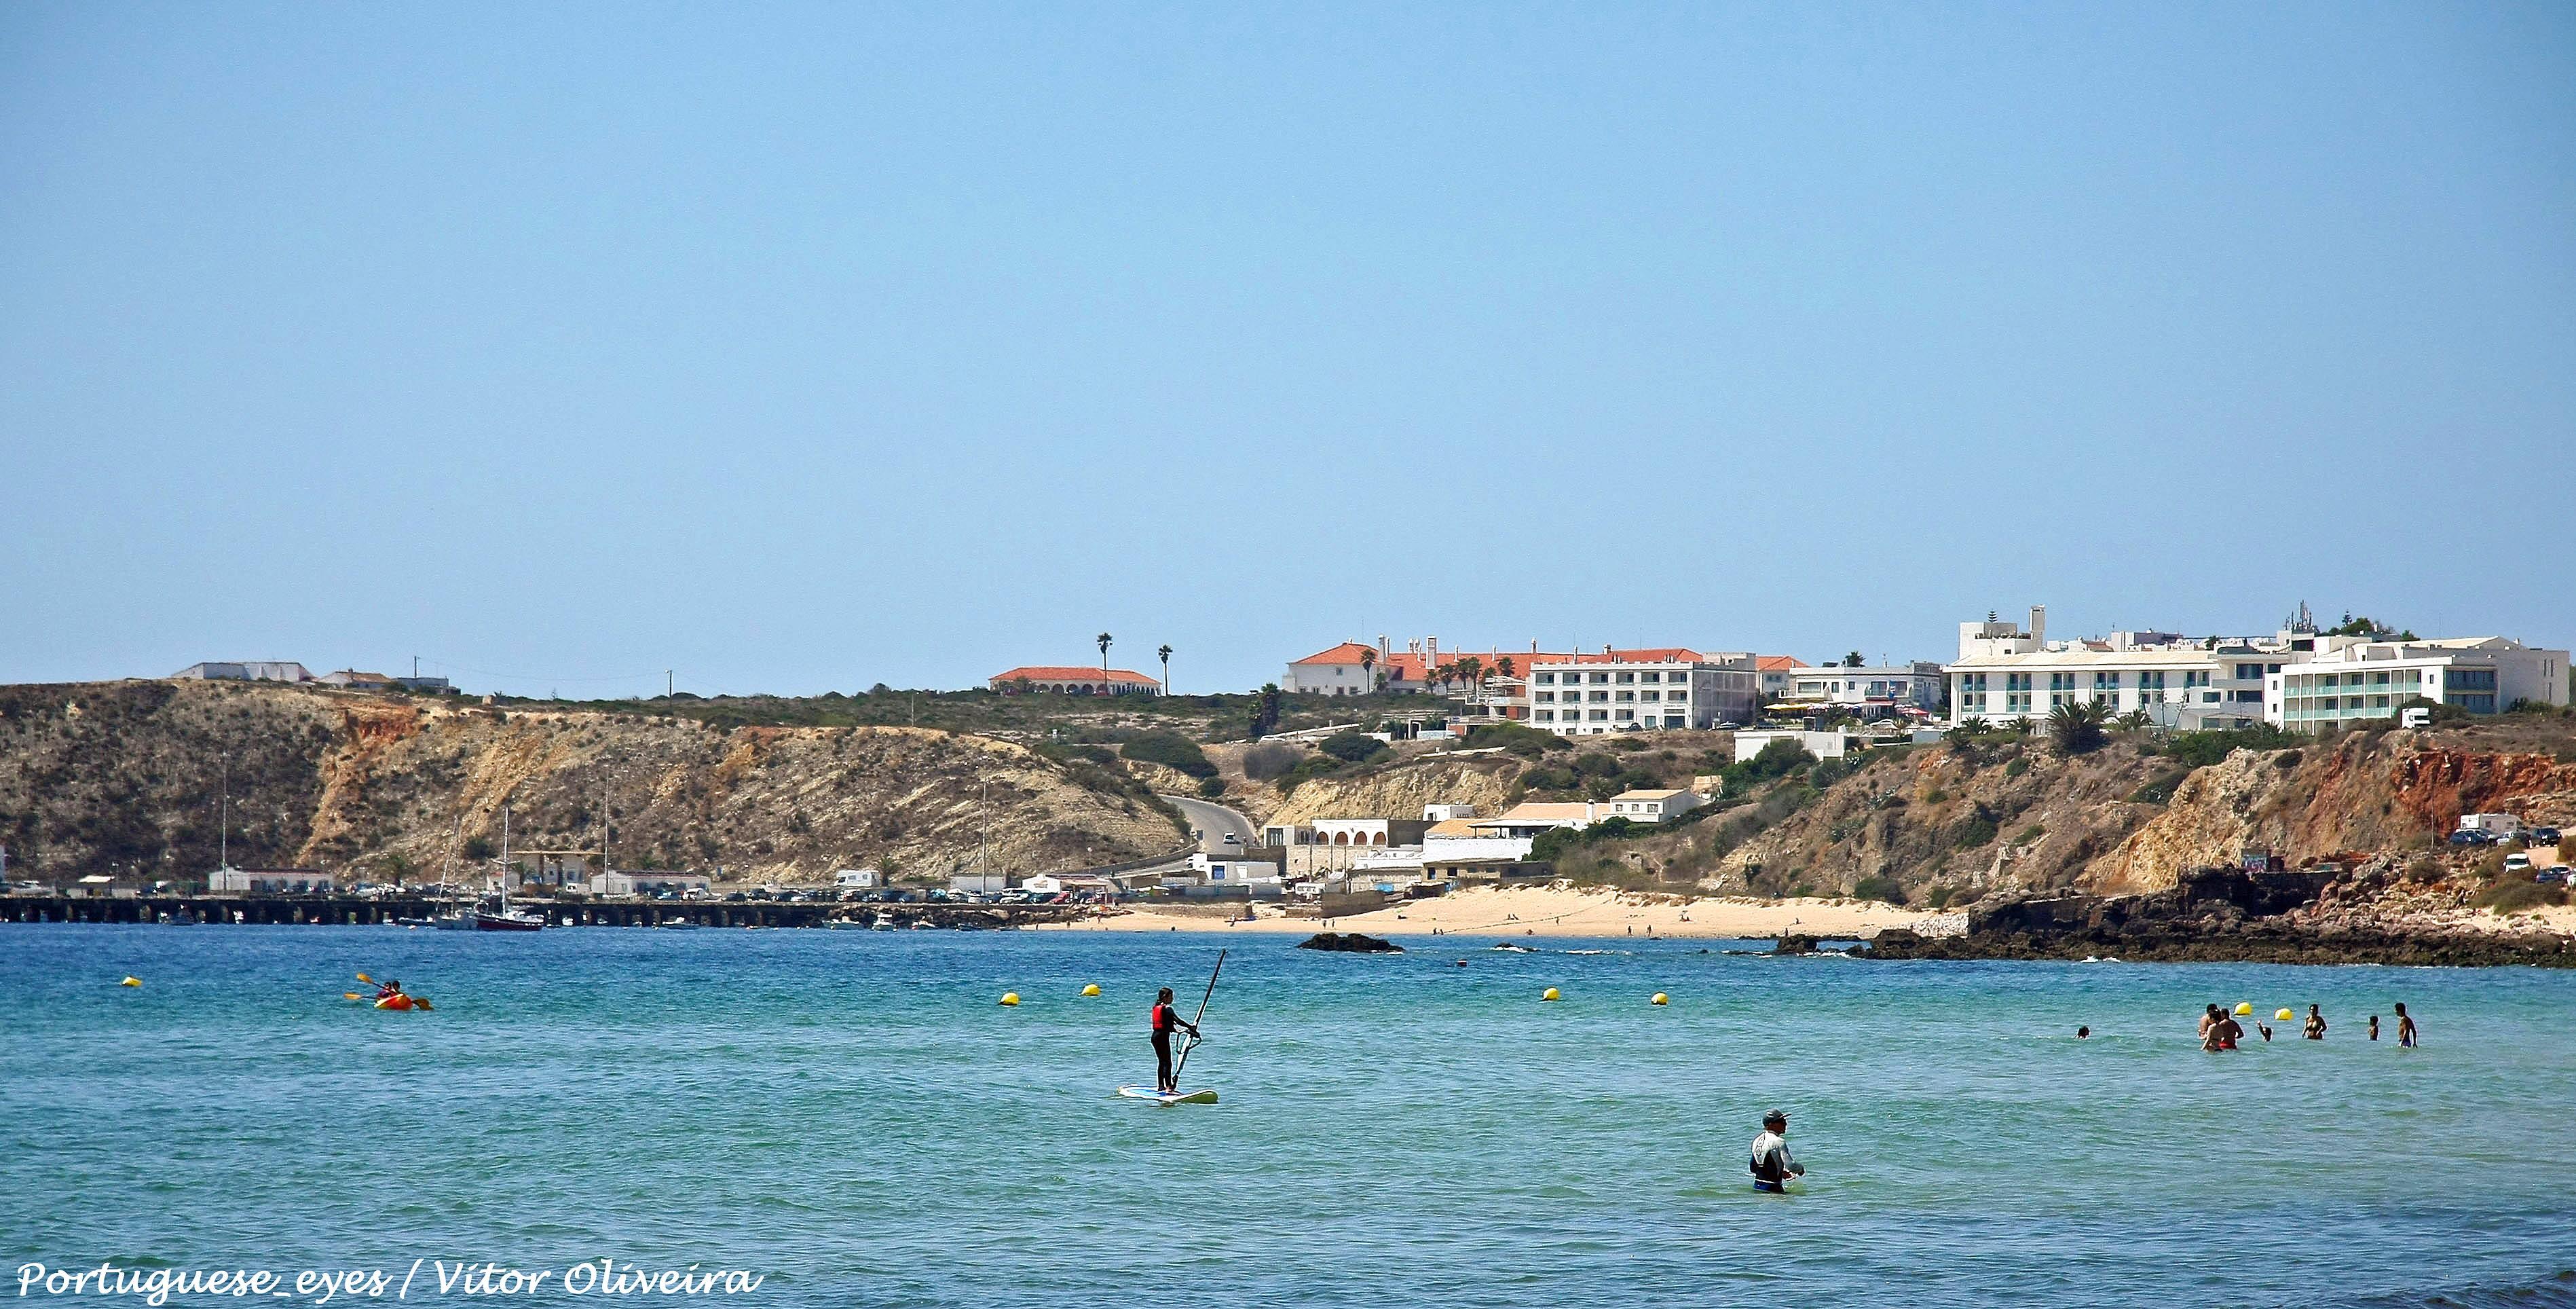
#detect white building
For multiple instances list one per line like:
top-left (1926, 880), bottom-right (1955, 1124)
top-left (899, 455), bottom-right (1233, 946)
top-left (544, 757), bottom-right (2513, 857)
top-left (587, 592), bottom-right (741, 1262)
top-left (1782, 662), bottom-right (1947, 716)
top-left (589, 870), bottom-right (711, 898)
top-left (987, 666), bottom-right (1161, 696)
top-left (1525, 649), bottom-right (1759, 734)
top-left (1944, 607), bottom-right (2273, 730)
top-left (172, 661), bottom-right (312, 683)
top-left (1603, 789), bottom-right (1704, 822)
top-left (2266, 638), bottom-right (2566, 731)
top-left (834, 868), bottom-right (882, 889)
top-left (206, 868), bottom-right (334, 894)
top-left (1733, 729), bottom-right (1864, 762)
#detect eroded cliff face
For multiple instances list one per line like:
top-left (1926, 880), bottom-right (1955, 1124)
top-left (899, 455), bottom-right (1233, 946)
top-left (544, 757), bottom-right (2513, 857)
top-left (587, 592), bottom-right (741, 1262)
top-left (1265, 757), bottom-right (1524, 826)
top-left (0, 681), bottom-right (1182, 883)
top-left (2086, 731), bottom-right (2576, 894)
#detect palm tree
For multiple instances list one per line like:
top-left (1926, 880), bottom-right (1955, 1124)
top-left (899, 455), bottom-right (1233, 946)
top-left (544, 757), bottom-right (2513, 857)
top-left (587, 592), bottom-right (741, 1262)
top-left (1157, 644), bottom-right (1173, 695)
top-left (1495, 656), bottom-right (1516, 680)
top-left (1458, 656), bottom-right (1485, 694)
top-left (1358, 647), bottom-right (1377, 694)
top-left (2115, 708), bottom-right (2152, 733)
top-left (1097, 632), bottom-right (1113, 686)
top-left (2049, 701), bottom-right (2110, 755)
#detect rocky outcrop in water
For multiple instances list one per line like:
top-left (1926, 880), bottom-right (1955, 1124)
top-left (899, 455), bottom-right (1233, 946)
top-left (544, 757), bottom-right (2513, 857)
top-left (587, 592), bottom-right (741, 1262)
top-left (1296, 932), bottom-right (1403, 953)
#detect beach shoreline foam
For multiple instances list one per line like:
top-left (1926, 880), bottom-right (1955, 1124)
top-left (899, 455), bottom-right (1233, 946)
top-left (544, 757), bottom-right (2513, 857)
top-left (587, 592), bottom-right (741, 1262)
top-left (1038, 883), bottom-right (1928, 940)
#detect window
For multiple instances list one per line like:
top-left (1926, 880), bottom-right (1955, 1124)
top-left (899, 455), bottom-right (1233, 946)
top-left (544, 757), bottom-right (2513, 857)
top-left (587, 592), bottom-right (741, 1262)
top-left (2093, 671), bottom-right (2119, 691)
top-left (1535, 673), bottom-right (1554, 685)
top-left (1616, 671), bottom-right (1635, 684)
top-left (1641, 671), bottom-right (1661, 683)
top-left (2184, 671), bottom-right (2210, 688)
top-left (1668, 689), bottom-right (1687, 701)
top-left (2235, 664), bottom-right (2262, 680)
top-left (1589, 709), bottom-right (1608, 721)
top-left (1533, 691), bottom-right (1553, 703)
top-left (1613, 708), bottom-right (1634, 720)
top-left (1641, 690), bottom-right (1660, 701)
top-left (2444, 668), bottom-right (2497, 693)
top-left (1616, 691), bottom-right (1634, 702)
top-left (1535, 710), bottom-right (1554, 722)
top-left (1590, 690), bottom-right (1609, 703)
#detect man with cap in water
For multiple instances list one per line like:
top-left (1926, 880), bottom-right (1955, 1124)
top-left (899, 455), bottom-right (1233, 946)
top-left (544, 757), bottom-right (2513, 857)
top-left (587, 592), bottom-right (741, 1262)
top-left (1749, 1110), bottom-right (1804, 1193)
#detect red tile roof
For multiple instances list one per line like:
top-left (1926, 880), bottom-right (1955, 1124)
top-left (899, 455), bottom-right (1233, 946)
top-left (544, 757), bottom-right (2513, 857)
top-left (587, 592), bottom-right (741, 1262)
top-left (1290, 642), bottom-right (1379, 666)
top-left (990, 666), bottom-right (1160, 686)
top-left (1757, 655), bottom-right (1808, 672)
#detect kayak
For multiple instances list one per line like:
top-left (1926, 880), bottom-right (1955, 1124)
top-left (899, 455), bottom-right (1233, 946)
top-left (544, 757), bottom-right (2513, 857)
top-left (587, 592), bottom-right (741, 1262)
top-left (375, 995), bottom-right (415, 1010)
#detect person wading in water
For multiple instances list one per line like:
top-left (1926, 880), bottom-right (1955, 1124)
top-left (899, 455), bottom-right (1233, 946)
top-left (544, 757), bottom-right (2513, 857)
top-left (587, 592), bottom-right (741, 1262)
top-left (1150, 987), bottom-right (1200, 1094)
top-left (1749, 1110), bottom-right (1804, 1194)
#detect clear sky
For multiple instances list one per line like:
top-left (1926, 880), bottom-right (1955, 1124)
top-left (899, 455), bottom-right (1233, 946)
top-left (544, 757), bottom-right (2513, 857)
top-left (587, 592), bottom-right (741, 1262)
top-left (4, 5), bottom-right (2570, 696)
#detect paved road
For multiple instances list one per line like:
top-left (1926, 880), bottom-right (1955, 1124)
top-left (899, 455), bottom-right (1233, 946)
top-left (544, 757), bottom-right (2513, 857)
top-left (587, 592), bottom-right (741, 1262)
top-left (1164, 794), bottom-right (1259, 856)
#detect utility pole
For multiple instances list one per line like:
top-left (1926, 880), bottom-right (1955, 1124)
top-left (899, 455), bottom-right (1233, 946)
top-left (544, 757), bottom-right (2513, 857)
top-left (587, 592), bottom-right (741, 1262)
top-left (219, 753), bottom-right (231, 874)
top-left (667, 670), bottom-right (674, 699)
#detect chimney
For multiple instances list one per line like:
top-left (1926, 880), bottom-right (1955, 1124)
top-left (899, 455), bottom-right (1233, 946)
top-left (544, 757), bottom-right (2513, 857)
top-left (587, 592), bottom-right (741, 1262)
top-left (2028, 606), bottom-right (2047, 644)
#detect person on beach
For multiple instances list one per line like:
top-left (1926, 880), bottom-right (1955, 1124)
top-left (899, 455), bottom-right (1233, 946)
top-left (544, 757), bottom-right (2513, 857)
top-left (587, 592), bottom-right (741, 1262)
top-left (1749, 1110), bottom-right (1804, 1193)
top-left (2303, 1006), bottom-right (2326, 1040)
top-left (2395, 1003), bottom-right (2416, 1048)
top-left (1150, 987), bottom-right (1199, 1093)
top-left (2369, 1015), bottom-right (2381, 1041)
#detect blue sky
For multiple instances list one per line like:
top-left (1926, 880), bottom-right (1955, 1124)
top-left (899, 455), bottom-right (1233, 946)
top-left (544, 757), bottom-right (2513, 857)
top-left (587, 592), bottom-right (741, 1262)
top-left (4, 4), bottom-right (2570, 696)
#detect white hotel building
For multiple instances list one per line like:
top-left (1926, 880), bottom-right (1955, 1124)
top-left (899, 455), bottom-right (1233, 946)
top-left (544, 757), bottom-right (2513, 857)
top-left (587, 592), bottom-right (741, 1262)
top-left (1525, 649), bottom-right (1760, 734)
top-left (1945, 606), bottom-right (2567, 733)
top-left (2268, 637), bottom-right (2565, 730)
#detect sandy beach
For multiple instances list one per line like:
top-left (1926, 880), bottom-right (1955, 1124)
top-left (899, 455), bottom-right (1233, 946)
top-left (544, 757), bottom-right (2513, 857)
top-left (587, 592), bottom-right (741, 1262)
top-left (1038, 883), bottom-right (1933, 940)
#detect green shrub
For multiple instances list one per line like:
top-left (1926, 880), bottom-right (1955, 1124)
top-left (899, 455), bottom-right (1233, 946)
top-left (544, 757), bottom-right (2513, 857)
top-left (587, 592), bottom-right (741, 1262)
top-left (1275, 755), bottom-right (1347, 794)
top-left (1121, 731), bottom-right (1217, 779)
top-left (2127, 769), bottom-right (2192, 805)
top-left (2015, 824), bottom-right (2046, 846)
top-left (1952, 807), bottom-right (2000, 849)
top-left (1317, 732), bottom-right (1387, 764)
top-left (1195, 776), bottom-right (1227, 798)
top-left (2004, 758), bottom-right (2029, 777)
top-left (1924, 885), bottom-right (1957, 909)
top-left (1521, 765), bottom-right (1579, 792)
top-left (1572, 752), bottom-right (1625, 778)
top-left (1852, 874), bottom-right (1907, 904)
top-left (1240, 741), bottom-right (1303, 781)
top-left (2474, 880), bottom-right (2566, 912)
top-left (2165, 724), bottom-right (2300, 769)
top-left (1464, 722), bottom-right (1565, 757)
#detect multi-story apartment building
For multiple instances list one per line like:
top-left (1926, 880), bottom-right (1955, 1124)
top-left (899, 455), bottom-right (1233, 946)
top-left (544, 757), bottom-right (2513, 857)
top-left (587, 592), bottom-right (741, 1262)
top-left (1946, 606), bottom-right (2569, 734)
top-left (1945, 606), bottom-right (2273, 730)
top-left (2266, 638), bottom-right (2566, 731)
top-left (1525, 648), bottom-right (1759, 733)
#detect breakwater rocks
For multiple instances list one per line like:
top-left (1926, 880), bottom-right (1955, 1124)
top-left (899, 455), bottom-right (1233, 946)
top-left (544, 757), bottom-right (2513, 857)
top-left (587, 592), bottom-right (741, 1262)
top-left (1296, 932), bottom-right (1403, 954)
top-left (1863, 866), bottom-right (2576, 968)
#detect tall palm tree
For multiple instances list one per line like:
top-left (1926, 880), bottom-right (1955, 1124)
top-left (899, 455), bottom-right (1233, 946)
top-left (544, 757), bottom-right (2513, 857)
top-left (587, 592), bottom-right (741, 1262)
top-left (1358, 647), bottom-right (1377, 695)
top-left (1496, 656), bottom-right (1516, 680)
top-left (1096, 633), bottom-right (1113, 688)
top-left (1157, 644), bottom-right (1173, 695)
top-left (1459, 655), bottom-right (1485, 690)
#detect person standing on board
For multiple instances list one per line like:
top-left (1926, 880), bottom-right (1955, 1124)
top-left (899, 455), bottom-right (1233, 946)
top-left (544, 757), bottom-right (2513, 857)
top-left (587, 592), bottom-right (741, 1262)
top-left (1749, 1110), bottom-right (1804, 1194)
top-left (2395, 1003), bottom-right (2418, 1048)
top-left (1150, 987), bottom-right (1200, 1094)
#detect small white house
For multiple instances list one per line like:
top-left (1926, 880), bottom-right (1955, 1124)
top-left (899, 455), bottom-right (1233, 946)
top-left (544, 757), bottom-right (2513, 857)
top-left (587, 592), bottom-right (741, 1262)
top-left (590, 870), bottom-right (711, 898)
top-left (1604, 789), bottom-right (1704, 823)
top-left (834, 868), bottom-right (882, 889)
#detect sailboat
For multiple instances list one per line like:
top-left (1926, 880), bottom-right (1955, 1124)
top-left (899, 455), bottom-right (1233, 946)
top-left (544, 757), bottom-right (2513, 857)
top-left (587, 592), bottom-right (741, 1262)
top-left (434, 804), bottom-right (545, 932)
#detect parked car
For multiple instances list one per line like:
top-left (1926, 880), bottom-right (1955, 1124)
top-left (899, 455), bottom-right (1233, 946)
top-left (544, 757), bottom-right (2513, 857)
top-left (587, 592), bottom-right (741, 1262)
top-left (2529, 826), bottom-right (2563, 847)
top-left (723, 891), bottom-right (749, 903)
top-left (2537, 868), bottom-right (2569, 885)
top-left (2501, 853), bottom-right (2532, 874)
top-left (2448, 830), bottom-right (2491, 847)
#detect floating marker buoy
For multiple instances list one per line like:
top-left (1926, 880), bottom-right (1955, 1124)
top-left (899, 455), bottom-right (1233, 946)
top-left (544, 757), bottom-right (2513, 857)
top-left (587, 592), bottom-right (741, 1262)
top-left (1542, 987), bottom-right (1561, 1001)
top-left (2276, 1008), bottom-right (2294, 1022)
top-left (2234, 1002), bottom-right (2253, 1016)
top-left (1081, 984), bottom-right (1101, 997)
top-left (1651, 993), bottom-right (1669, 1006)
top-left (119, 976), bottom-right (141, 987)
top-left (999, 992), bottom-right (1020, 1006)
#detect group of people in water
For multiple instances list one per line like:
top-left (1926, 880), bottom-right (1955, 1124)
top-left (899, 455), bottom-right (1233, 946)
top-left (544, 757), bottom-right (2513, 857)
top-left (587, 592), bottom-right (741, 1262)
top-left (2196, 1001), bottom-right (2415, 1050)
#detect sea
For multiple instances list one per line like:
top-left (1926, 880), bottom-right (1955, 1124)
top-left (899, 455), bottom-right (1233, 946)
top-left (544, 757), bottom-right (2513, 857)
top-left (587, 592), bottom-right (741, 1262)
top-left (3, 923), bottom-right (2572, 1308)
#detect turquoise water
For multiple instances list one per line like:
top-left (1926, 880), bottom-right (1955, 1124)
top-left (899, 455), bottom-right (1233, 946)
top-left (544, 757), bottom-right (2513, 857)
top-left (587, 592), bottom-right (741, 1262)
top-left (3, 925), bottom-right (2573, 1308)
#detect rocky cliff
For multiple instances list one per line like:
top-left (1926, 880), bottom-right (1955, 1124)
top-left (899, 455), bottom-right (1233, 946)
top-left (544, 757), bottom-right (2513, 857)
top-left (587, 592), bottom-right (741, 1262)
top-left (1263, 756), bottom-right (1525, 826)
top-left (0, 680), bottom-right (1184, 884)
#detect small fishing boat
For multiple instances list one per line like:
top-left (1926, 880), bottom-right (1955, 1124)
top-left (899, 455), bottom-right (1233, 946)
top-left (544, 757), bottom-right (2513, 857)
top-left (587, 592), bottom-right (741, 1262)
top-left (433, 804), bottom-right (544, 931)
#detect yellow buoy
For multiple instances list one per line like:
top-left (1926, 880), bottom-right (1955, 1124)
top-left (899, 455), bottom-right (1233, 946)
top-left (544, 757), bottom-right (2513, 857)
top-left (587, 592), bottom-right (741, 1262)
top-left (1542, 987), bottom-right (1561, 1001)
top-left (1081, 984), bottom-right (1101, 997)
top-left (1651, 993), bottom-right (1669, 1006)
top-left (119, 976), bottom-right (141, 987)
top-left (999, 992), bottom-right (1020, 1006)
top-left (2234, 1002), bottom-right (2253, 1016)
top-left (2275, 1008), bottom-right (2295, 1022)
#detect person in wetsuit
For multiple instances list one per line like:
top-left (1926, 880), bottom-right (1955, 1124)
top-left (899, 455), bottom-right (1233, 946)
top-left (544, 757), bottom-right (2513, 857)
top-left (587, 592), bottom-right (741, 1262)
top-left (1749, 1110), bottom-right (1804, 1193)
top-left (1151, 987), bottom-right (1200, 1093)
